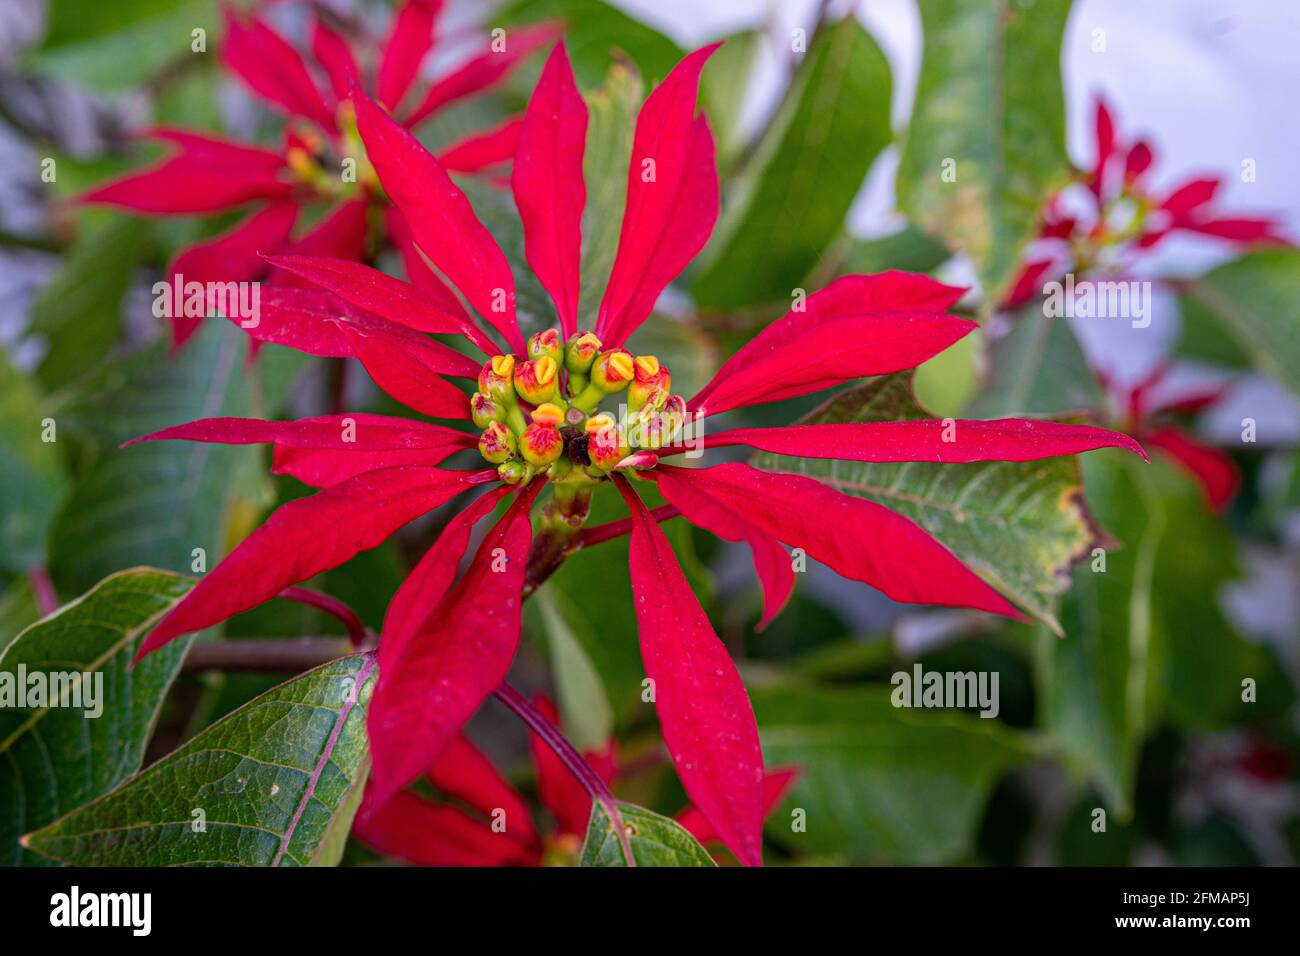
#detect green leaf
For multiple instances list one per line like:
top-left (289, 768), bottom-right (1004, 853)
top-left (26, 216), bottom-right (149, 392)
top-left (501, 0), bottom-right (685, 89)
top-left (0, 355), bottom-right (67, 573)
top-left (535, 587), bottom-right (613, 752)
top-left (966, 310), bottom-right (1104, 418)
top-left (1034, 451), bottom-right (1288, 815)
top-left (752, 373), bottom-right (1103, 629)
top-left (897, 0), bottom-right (1073, 308)
top-left (1032, 454), bottom-right (1160, 816)
top-left (694, 18), bottom-right (893, 308)
top-left (578, 61), bottom-right (642, 330)
top-left (48, 321), bottom-right (281, 596)
top-left (752, 683), bottom-right (1032, 864)
top-left (0, 568), bottom-right (194, 865)
top-left (27, 0), bottom-right (217, 92)
top-left (839, 224), bottom-right (952, 276)
top-left (580, 800), bottom-right (715, 866)
top-left (698, 30), bottom-right (763, 166)
top-left (1178, 248), bottom-right (1300, 394)
top-left (22, 653), bottom-right (375, 866)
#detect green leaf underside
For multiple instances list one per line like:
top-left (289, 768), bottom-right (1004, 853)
top-left (0, 354), bottom-right (68, 573)
top-left (966, 310), bottom-right (1104, 418)
top-left (578, 62), bottom-right (642, 330)
top-left (22, 653), bottom-right (375, 867)
top-left (26, 0), bottom-right (217, 92)
top-left (581, 800), bottom-right (715, 866)
top-left (48, 320), bottom-right (282, 596)
top-left (753, 684), bottom-right (1032, 864)
top-left (898, 0), bottom-right (1073, 308)
top-left (694, 17), bottom-right (893, 308)
top-left (535, 587), bottom-right (614, 753)
top-left (1179, 248), bottom-right (1300, 394)
top-left (751, 373), bottom-right (1099, 629)
top-left (1035, 453), bottom-right (1287, 814)
top-left (0, 568), bottom-right (194, 865)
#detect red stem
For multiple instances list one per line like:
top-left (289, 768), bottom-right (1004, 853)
top-left (27, 567), bottom-right (57, 617)
top-left (279, 586), bottom-right (368, 646)
top-left (580, 504), bottom-right (678, 548)
top-left (491, 683), bottom-right (636, 867)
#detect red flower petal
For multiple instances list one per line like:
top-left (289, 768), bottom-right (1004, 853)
top-left (1002, 258), bottom-right (1056, 311)
top-left (126, 413), bottom-right (472, 451)
top-left (654, 467), bottom-right (793, 630)
top-left (426, 734), bottom-right (538, 846)
top-left (265, 253), bottom-right (489, 349)
top-left (1090, 97), bottom-right (1115, 192)
top-left (1143, 425), bottom-right (1240, 511)
top-left (271, 445), bottom-right (465, 487)
top-left (689, 273), bottom-right (973, 416)
top-left (167, 202), bottom-right (298, 346)
top-left (269, 199), bottom-right (368, 268)
top-left (401, 24), bottom-right (554, 127)
top-left (368, 481), bottom-right (542, 805)
top-left (1124, 140), bottom-right (1153, 182)
top-left (310, 17), bottom-right (361, 105)
top-left (512, 43), bottom-right (587, 338)
top-left (378, 0), bottom-right (442, 110)
top-left (439, 116), bottom-right (523, 173)
top-left (657, 463), bottom-right (1020, 618)
top-left (353, 791), bottom-right (538, 866)
top-left (232, 286), bottom-right (354, 356)
top-left (667, 419), bottom-right (1147, 463)
top-left (676, 768), bottom-right (798, 846)
top-left (1181, 217), bottom-right (1287, 244)
top-left (222, 12), bottom-right (335, 129)
top-left (137, 466), bottom-right (491, 660)
top-left (596, 45), bottom-right (721, 346)
top-left (78, 153), bottom-right (289, 217)
top-left (381, 485), bottom-right (512, 657)
top-left (383, 205), bottom-right (483, 330)
top-left (337, 322), bottom-right (474, 419)
top-left (1161, 177), bottom-right (1220, 217)
top-left (354, 87), bottom-right (525, 353)
top-left (612, 474), bottom-right (766, 867)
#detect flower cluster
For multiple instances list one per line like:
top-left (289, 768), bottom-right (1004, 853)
top-left (127, 42), bottom-right (1145, 865)
top-left (1006, 97), bottom-right (1288, 308)
top-left (81, 1), bottom-right (549, 345)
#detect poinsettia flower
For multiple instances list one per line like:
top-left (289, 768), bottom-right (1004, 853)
top-left (81, 1), bottom-right (551, 345)
top-left (1104, 362), bottom-right (1241, 511)
top-left (1007, 97), bottom-right (1289, 308)
top-left (351, 695), bottom-right (796, 866)
top-left (129, 42), bottom-right (1145, 866)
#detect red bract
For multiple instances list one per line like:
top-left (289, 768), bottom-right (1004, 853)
top-left (129, 42), bottom-right (1145, 865)
top-left (1107, 362), bottom-right (1241, 511)
top-left (352, 695), bottom-right (796, 866)
top-left (81, 1), bottom-right (550, 346)
top-left (1006, 98), bottom-right (1289, 309)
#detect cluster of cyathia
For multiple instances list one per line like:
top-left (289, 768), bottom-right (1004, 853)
top-left (472, 329), bottom-right (687, 494)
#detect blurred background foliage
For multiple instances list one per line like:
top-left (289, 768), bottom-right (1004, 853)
top-left (0, 0), bottom-right (1296, 866)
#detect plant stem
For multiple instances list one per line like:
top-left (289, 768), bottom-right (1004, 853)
top-left (27, 567), bottom-right (57, 617)
top-left (279, 586), bottom-right (369, 646)
top-left (491, 682), bottom-right (636, 867)
top-left (182, 637), bottom-right (357, 672)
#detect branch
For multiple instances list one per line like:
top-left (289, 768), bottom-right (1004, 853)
top-left (491, 683), bottom-right (636, 867)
